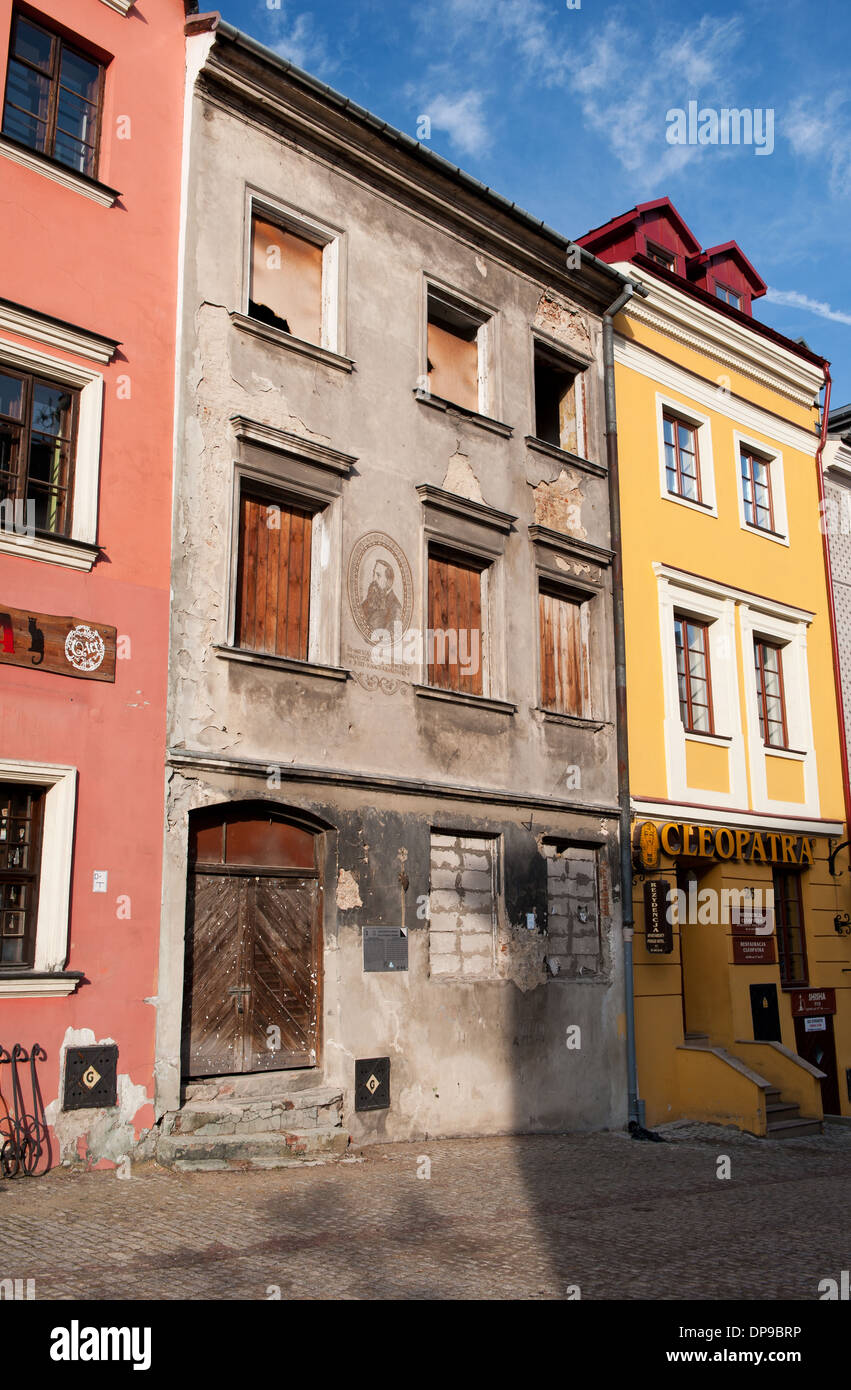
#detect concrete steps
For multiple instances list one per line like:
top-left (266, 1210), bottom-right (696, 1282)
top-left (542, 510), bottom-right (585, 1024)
top-left (157, 1079), bottom-right (347, 1171)
top-left (764, 1086), bottom-right (822, 1139)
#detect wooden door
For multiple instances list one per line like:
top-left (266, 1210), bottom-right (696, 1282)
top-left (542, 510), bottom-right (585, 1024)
top-left (182, 872), bottom-right (320, 1078)
top-left (794, 1014), bottom-right (841, 1115)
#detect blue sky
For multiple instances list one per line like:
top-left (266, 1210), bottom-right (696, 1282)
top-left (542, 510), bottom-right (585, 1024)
top-left (219, 0), bottom-right (851, 407)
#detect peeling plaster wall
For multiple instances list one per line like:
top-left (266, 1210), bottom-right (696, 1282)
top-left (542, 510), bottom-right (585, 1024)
top-left (155, 57), bottom-right (626, 1140)
top-left (44, 1028), bottom-right (154, 1169)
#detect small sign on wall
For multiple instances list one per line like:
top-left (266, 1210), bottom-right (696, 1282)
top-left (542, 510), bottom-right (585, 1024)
top-left (643, 880), bottom-right (673, 954)
top-left (363, 926), bottom-right (408, 972)
top-left (0, 605), bottom-right (116, 681)
top-left (804, 1016), bottom-right (827, 1033)
top-left (355, 1056), bottom-right (390, 1111)
top-left (732, 935), bottom-right (776, 965)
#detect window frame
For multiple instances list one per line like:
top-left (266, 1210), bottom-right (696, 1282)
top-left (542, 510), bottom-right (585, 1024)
top-left (0, 782), bottom-right (45, 969)
top-left (242, 189), bottom-right (345, 357)
top-left (0, 759), bottom-right (77, 993)
top-left (419, 275), bottom-right (499, 422)
top-left (754, 638), bottom-right (789, 750)
top-left (772, 868), bottom-right (808, 988)
top-left (2, 10), bottom-right (105, 179)
top-left (233, 484), bottom-right (317, 663)
top-left (674, 613), bottom-right (715, 735)
top-left (714, 281), bottom-right (742, 310)
top-left (538, 579), bottom-right (591, 718)
top-left (0, 363), bottom-right (80, 540)
top-left (735, 431), bottom-right (788, 544)
top-left (531, 335), bottom-right (587, 459)
top-left (655, 394), bottom-right (716, 516)
top-left (663, 410), bottom-right (702, 504)
top-left (645, 239), bottom-right (676, 271)
top-left (426, 541), bottom-right (489, 697)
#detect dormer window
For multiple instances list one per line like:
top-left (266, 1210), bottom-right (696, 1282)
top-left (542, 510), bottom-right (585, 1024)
top-left (646, 241), bottom-right (676, 271)
top-left (715, 283), bottom-right (742, 310)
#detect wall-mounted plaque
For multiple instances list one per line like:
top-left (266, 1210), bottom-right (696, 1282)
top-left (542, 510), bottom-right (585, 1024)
top-left (732, 935), bottom-right (776, 965)
top-left (0, 605), bottom-right (116, 682)
top-left (363, 926), bottom-right (408, 972)
top-left (643, 879), bottom-right (673, 954)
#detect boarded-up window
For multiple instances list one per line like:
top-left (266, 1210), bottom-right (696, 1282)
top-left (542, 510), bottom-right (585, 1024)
top-left (428, 832), bottom-right (496, 978)
top-left (427, 547), bottom-right (485, 696)
top-left (249, 215), bottom-right (323, 345)
top-left (235, 492), bottom-right (312, 659)
top-left (539, 585), bottom-right (590, 716)
top-left (427, 293), bottom-right (482, 412)
top-left (534, 344), bottom-right (582, 455)
top-left (543, 842), bottom-right (601, 976)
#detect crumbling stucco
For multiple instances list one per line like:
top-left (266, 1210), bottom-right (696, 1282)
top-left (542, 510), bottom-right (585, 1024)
top-left (531, 466), bottom-right (588, 537)
top-left (442, 447), bottom-right (484, 503)
top-left (44, 1027), bottom-right (153, 1168)
top-left (534, 291), bottom-right (592, 354)
top-left (336, 868), bottom-right (363, 910)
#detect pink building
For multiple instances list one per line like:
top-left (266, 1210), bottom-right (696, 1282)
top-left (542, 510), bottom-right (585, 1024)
top-left (0, 0), bottom-right (191, 1168)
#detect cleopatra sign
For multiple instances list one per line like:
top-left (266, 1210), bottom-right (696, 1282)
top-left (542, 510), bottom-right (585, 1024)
top-left (634, 820), bottom-right (814, 869)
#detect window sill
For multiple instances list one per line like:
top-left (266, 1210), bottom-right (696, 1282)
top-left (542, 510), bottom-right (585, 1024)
top-left (214, 644), bottom-right (350, 681)
top-left (538, 708), bottom-right (611, 731)
top-left (663, 490), bottom-right (717, 516)
top-left (524, 436), bottom-right (606, 478)
top-left (0, 971), bottom-right (84, 998)
top-left (0, 531), bottom-right (99, 571)
top-left (413, 684), bottom-right (516, 714)
top-left (230, 313), bottom-right (354, 373)
top-left (762, 745), bottom-right (808, 761)
top-left (100, 0), bottom-right (133, 13)
top-left (683, 729), bottom-right (732, 745)
top-left (414, 389), bottom-right (513, 438)
top-left (0, 137), bottom-right (119, 207)
top-left (741, 521), bottom-right (789, 547)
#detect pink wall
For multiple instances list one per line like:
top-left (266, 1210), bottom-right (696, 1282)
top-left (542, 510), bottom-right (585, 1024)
top-left (0, 0), bottom-right (187, 1165)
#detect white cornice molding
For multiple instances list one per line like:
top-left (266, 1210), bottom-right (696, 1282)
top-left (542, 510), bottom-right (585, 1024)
top-left (614, 336), bottom-right (819, 457)
top-left (0, 302), bottom-right (117, 364)
top-left (611, 261), bottom-right (824, 410)
top-left (632, 799), bottom-right (842, 837)
top-left (653, 562), bottom-right (815, 623)
top-left (824, 436), bottom-right (851, 481)
top-left (99, 0), bottom-right (133, 13)
top-left (0, 137), bottom-right (118, 207)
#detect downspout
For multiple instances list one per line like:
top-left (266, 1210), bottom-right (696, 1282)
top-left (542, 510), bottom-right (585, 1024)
top-left (601, 278), bottom-right (651, 1134)
top-left (815, 364), bottom-right (851, 838)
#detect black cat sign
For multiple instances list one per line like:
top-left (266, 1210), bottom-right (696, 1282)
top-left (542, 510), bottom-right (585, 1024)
top-left (0, 605), bottom-right (116, 682)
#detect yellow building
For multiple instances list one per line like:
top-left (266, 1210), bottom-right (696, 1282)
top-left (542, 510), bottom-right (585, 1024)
top-left (581, 199), bottom-right (851, 1134)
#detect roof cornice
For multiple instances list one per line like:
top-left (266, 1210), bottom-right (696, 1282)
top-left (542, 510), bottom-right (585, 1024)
top-left (611, 262), bottom-right (824, 409)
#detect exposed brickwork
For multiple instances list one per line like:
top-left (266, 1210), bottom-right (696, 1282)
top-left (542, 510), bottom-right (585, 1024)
top-left (428, 833), bottom-right (496, 979)
top-left (543, 843), bottom-right (601, 976)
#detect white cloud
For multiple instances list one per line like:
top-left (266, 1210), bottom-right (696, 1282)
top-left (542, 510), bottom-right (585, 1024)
top-left (263, 5), bottom-right (334, 79)
top-left (784, 94), bottom-right (851, 197)
top-left (764, 288), bottom-right (851, 327)
top-left (421, 90), bottom-right (491, 157)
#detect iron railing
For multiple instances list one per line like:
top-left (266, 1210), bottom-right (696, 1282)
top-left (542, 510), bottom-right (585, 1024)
top-left (0, 1044), bottom-right (50, 1177)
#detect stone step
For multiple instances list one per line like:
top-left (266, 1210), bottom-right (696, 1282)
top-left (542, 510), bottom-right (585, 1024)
top-left (766, 1116), bottom-right (823, 1139)
top-left (766, 1100), bottom-right (800, 1121)
top-left (157, 1125), bottom-right (349, 1171)
top-left (160, 1087), bottom-right (343, 1138)
top-left (183, 1070), bottom-right (322, 1102)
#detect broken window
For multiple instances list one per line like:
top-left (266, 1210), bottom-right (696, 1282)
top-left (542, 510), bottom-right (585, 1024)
top-left (542, 842), bottom-right (601, 976)
top-left (533, 343), bottom-right (584, 455)
top-left (234, 489), bottom-right (314, 660)
top-left (426, 291), bottom-right (485, 413)
top-left (427, 545), bottom-right (486, 696)
top-left (249, 214), bottom-right (324, 344)
top-left (539, 583), bottom-right (590, 717)
top-left (428, 832), bottom-right (497, 979)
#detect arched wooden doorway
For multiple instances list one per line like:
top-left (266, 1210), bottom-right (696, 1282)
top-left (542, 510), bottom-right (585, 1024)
top-left (181, 804), bottom-right (322, 1078)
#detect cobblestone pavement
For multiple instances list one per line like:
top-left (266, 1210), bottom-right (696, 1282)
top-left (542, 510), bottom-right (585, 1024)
top-left (2, 1123), bottom-right (850, 1300)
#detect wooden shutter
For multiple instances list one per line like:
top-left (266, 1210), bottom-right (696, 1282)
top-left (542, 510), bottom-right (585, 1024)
top-left (428, 548), bottom-right (484, 696)
top-left (235, 493), bottom-right (312, 659)
top-left (539, 587), bottom-right (588, 715)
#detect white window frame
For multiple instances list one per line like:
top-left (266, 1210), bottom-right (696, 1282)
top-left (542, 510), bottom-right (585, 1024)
top-left (738, 604), bottom-right (818, 817)
top-left (0, 338), bottom-right (103, 569)
top-left (0, 759), bottom-right (77, 995)
top-left (656, 568), bottom-right (748, 810)
top-left (420, 275), bottom-right (499, 420)
top-left (734, 430), bottom-right (788, 546)
top-left (243, 188), bottom-right (345, 356)
top-left (655, 392), bottom-right (717, 516)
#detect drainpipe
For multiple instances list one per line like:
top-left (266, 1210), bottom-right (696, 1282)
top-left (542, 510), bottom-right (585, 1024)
top-left (814, 363), bottom-right (851, 839)
top-left (602, 278), bottom-right (649, 1133)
